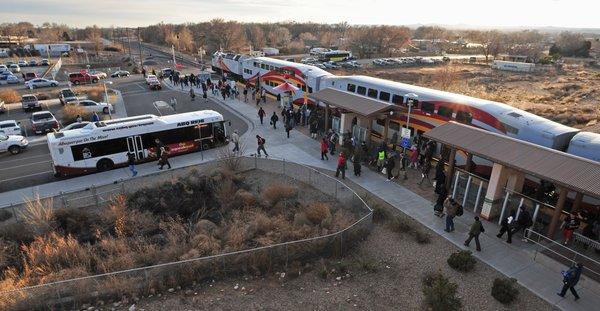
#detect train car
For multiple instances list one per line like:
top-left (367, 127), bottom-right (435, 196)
top-left (322, 75), bottom-right (579, 151)
top-left (567, 131), bottom-right (600, 162)
top-left (241, 57), bottom-right (332, 106)
top-left (211, 51), bottom-right (246, 80)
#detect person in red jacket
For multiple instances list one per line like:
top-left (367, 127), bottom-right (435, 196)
top-left (335, 152), bottom-right (347, 179)
top-left (321, 137), bottom-right (329, 160)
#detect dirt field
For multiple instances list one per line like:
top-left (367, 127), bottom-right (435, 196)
top-left (121, 177), bottom-right (552, 311)
top-left (340, 62), bottom-right (600, 129)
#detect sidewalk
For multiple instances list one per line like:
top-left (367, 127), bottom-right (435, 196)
top-left (164, 80), bottom-right (600, 311)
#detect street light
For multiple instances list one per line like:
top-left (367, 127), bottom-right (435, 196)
top-left (103, 81), bottom-right (114, 119)
top-left (403, 93), bottom-right (418, 180)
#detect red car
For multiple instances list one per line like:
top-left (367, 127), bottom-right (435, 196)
top-left (68, 72), bottom-right (99, 85)
top-left (24, 72), bottom-right (38, 81)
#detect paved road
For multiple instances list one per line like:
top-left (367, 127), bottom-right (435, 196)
top-left (0, 77), bottom-right (247, 193)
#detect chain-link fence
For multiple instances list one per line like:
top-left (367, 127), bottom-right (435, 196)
top-left (0, 156), bottom-right (373, 310)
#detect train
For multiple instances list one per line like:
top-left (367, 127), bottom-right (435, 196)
top-left (211, 51), bottom-right (600, 164)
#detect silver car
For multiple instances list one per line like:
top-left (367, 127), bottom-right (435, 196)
top-left (26, 78), bottom-right (59, 89)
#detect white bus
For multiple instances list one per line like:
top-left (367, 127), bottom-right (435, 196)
top-left (47, 110), bottom-right (228, 177)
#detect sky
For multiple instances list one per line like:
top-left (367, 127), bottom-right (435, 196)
top-left (0, 0), bottom-right (598, 29)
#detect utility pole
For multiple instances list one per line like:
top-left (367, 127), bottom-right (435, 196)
top-left (137, 27), bottom-right (143, 70)
top-left (126, 28), bottom-right (132, 60)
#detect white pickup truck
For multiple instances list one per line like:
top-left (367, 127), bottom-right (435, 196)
top-left (0, 132), bottom-right (28, 155)
top-left (145, 74), bottom-right (159, 84)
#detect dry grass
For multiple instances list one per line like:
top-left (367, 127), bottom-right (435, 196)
top-left (305, 202), bottom-right (331, 225)
top-left (0, 89), bottom-right (20, 103)
top-left (19, 198), bottom-right (55, 237)
top-left (73, 85), bottom-right (105, 102)
top-left (62, 105), bottom-right (92, 124)
top-left (262, 184), bottom-right (298, 206)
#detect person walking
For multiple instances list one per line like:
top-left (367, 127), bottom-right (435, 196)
top-left (434, 181), bottom-right (448, 217)
top-left (418, 159), bottom-right (432, 186)
top-left (261, 88), bottom-right (267, 104)
top-left (256, 135), bottom-right (268, 157)
top-left (270, 112), bottom-right (279, 129)
top-left (189, 87), bottom-right (195, 101)
top-left (76, 114), bottom-right (83, 123)
top-left (258, 107), bottom-right (266, 125)
top-left (231, 130), bottom-right (240, 153)
top-left (464, 216), bottom-right (484, 251)
top-left (377, 148), bottom-right (386, 172)
top-left (243, 87), bottom-right (248, 102)
top-left (127, 152), bottom-right (138, 177)
top-left (497, 210), bottom-right (516, 243)
top-left (409, 145), bottom-right (419, 169)
top-left (558, 263), bottom-right (583, 300)
top-left (561, 213), bottom-right (580, 245)
top-left (158, 146), bottom-right (171, 170)
top-left (353, 153), bottom-right (361, 177)
top-left (385, 153), bottom-right (395, 181)
top-left (285, 122), bottom-right (292, 138)
top-left (91, 112), bottom-right (100, 122)
top-left (335, 152), bottom-right (347, 179)
top-left (510, 206), bottom-right (533, 242)
top-left (444, 198), bottom-right (458, 232)
top-left (320, 137), bottom-right (329, 160)
top-left (154, 139), bottom-right (164, 164)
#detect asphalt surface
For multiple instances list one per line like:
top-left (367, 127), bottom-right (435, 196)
top-left (0, 76), bottom-right (247, 193)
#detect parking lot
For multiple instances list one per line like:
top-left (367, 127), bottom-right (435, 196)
top-left (0, 56), bottom-right (53, 87)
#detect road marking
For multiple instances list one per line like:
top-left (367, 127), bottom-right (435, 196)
top-left (0, 153), bottom-right (50, 164)
top-left (0, 160), bottom-right (52, 171)
top-left (0, 170), bottom-right (53, 183)
top-left (135, 83), bottom-right (146, 90)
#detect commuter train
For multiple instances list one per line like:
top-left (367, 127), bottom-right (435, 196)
top-left (211, 51), bottom-right (600, 163)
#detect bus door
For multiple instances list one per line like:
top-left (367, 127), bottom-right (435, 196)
top-left (127, 135), bottom-right (145, 160)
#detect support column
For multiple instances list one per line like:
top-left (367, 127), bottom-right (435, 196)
top-left (339, 113), bottom-right (355, 145)
top-left (506, 170), bottom-right (525, 193)
top-left (445, 147), bottom-right (457, 191)
top-left (465, 153), bottom-right (473, 172)
top-left (366, 117), bottom-right (373, 147)
top-left (324, 103), bottom-right (330, 132)
top-left (480, 163), bottom-right (510, 220)
top-left (572, 192), bottom-right (583, 213)
top-left (547, 187), bottom-right (568, 239)
top-left (382, 116), bottom-right (390, 145)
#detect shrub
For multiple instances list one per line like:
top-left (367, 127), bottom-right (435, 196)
top-left (372, 204), bottom-right (392, 223)
top-left (447, 250), bottom-right (477, 272)
top-left (35, 93), bottom-right (49, 100)
top-left (492, 277), bottom-right (519, 304)
top-left (20, 198), bottom-right (55, 237)
top-left (0, 209), bottom-right (12, 222)
top-left (414, 230), bottom-right (431, 244)
top-left (388, 215), bottom-right (412, 233)
top-left (262, 184), bottom-right (297, 206)
top-left (0, 89), bottom-right (20, 103)
top-left (62, 105), bottom-right (92, 124)
top-left (104, 46), bottom-right (122, 52)
top-left (305, 203), bottom-right (331, 225)
top-left (422, 272), bottom-right (462, 311)
top-left (354, 256), bottom-right (378, 273)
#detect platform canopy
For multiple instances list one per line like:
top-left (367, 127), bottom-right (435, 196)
top-left (309, 88), bottom-right (402, 117)
top-left (424, 122), bottom-right (600, 198)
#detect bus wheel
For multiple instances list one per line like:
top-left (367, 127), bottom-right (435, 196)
top-left (96, 159), bottom-right (114, 172)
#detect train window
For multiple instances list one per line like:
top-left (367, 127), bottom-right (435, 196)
top-left (308, 86), bottom-right (313, 93)
top-left (367, 88), bottom-right (378, 99)
top-left (347, 83), bottom-right (356, 92)
top-left (253, 62), bottom-right (258, 67)
top-left (392, 95), bottom-right (404, 105)
top-left (379, 91), bottom-right (390, 102)
top-left (357, 86), bottom-right (366, 95)
top-left (261, 64), bottom-right (266, 69)
top-left (437, 106), bottom-right (454, 118)
top-left (456, 111), bottom-right (473, 124)
top-left (301, 85), bottom-right (306, 92)
top-left (421, 102), bottom-right (434, 114)
top-left (502, 122), bottom-right (519, 135)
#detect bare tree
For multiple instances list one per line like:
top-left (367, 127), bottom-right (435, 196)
top-left (245, 25), bottom-right (266, 50)
top-left (85, 25), bottom-right (102, 56)
top-left (319, 31), bottom-right (338, 47)
top-left (178, 26), bottom-right (195, 53)
top-left (267, 26), bottom-right (291, 48)
top-left (207, 19), bottom-right (247, 52)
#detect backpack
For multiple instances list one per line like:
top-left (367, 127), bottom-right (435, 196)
top-left (260, 138), bottom-right (266, 145)
top-left (456, 204), bottom-right (464, 217)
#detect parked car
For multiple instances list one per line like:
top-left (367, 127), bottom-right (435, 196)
top-left (17, 60), bottom-right (28, 67)
top-left (341, 61), bottom-right (361, 69)
top-left (88, 70), bottom-right (107, 79)
top-left (373, 59), bottom-right (386, 66)
top-left (21, 94), bottom-right (40, 111)
top-left (161, 68), bottom-right (173, 78)
top-left (5, 61), bottom-right (14, 66)
top-left (0, 132), bottom-right (28, 155)
top-left (58, 88), bottom-right (78, 105)
top-left (28, 60), bottom-right (38, 66)
top-left (73, 99), bottom-right (114, 114)
top-left (110, 70), bottom-right (130, 78)
top-left (23, 72), bottom-right (38, 81)
top-left (0, 120), bottom-right (23, 136)
top-left (61, 121), bottom-right (92, 132)
top-left (300, 57), bottom-right (318, 64)
top-left (314, 63), bottom-right (326, 69)
top-left (0, 100), bottom-right (5, 114)
top-left (145, 74), bottom-right (159, 84)
top-left (30, 111), bottom-right (60, 134)
top-left (40, 59), bottom-right (50, 66)
top-left (25, 78), bottom-right (59, 89)
top-left (323, 61), bottom-right (340, 69)
top-left (0, 64), bottom-right (7, 73)
top-left (9, 64), bottom-right (20, 73)
top-left (5, 75), bottom-right (19, 84)
top-left (69, 72), bottom-right (99, 85)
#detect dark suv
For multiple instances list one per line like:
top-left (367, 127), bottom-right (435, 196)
top-left (58, 88), bottom-right (78, 105)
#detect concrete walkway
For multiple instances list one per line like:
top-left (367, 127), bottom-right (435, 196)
top-left (0, 79), bottom-right (597, 310)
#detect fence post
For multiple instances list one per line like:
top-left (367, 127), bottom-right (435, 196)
top-left (462, 175), bottom-right (472, 208)
top-left (451, 171), bottom-right (460, 199)
top-left (339, 231), bottom-right (344, 258)
top-left (10, 203), bottom-right (17, 221)
top-left (285, 244), bottom-right (289, 269)
top-left (60, 191), bottom-right (67, 209)
top-left (335, 182), bottom-right (338, 199)
top-left (121, 182), bottom-right (126, 195)
top-left (283, 158), bottom-right (286, 176)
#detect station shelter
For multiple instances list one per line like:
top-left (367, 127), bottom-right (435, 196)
top-left (424, 122), bottom-right (600, 238)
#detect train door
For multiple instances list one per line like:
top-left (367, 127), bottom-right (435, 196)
top-left (127, 135), bottom-right (145, 160)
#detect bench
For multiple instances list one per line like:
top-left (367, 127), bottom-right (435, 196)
top-left (574, 233), bottom-right (600, 250)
